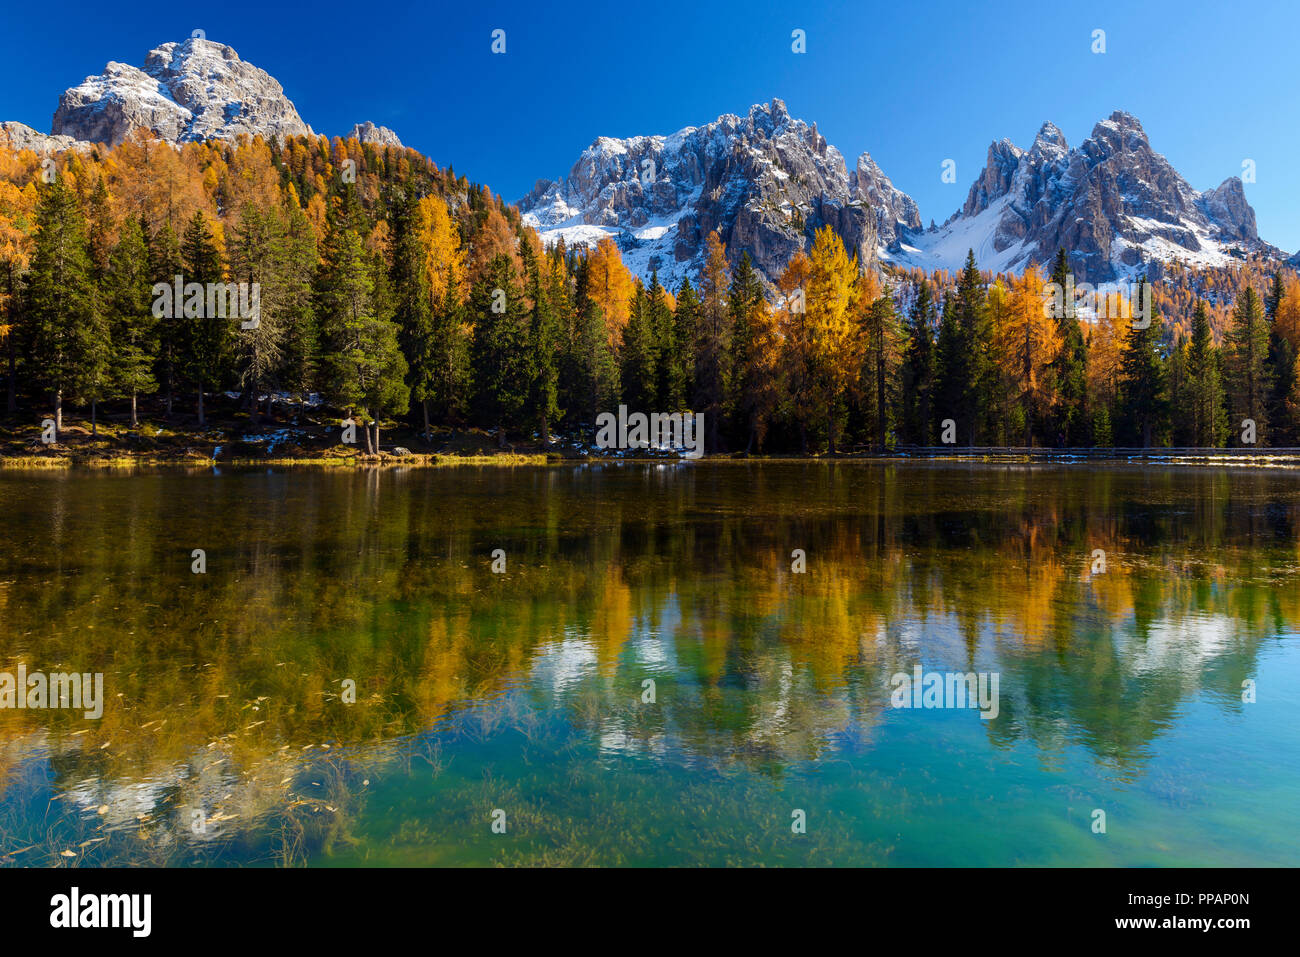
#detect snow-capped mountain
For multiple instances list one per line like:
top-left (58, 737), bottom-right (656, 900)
top-left (889, 111), bottom-right (1271, 282)
top-left (519, 99), bottom-right (919, 291)
top-left (2, 38), bottom-right (400, 152)
top-left (526, 104), bottom-right (1279, 287)
top-left (51, 38), bottom-right (314, 146)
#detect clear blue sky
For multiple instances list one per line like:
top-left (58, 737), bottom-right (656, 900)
top-left (3, 0), bottom-right (1297, 251)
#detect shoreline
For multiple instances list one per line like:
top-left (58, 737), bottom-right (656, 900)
top-left (7, 447), bottom-right (1300, 470)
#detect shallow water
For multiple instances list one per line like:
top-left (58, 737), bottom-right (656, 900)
top-left (0, 462), bottom-right (1296, 866)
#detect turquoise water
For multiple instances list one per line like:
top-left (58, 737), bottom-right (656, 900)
top-left (0, 463), bottom-right (1296, 866)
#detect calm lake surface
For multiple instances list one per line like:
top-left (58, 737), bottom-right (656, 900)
top-left (1, 462), bottom-right (1297, 866)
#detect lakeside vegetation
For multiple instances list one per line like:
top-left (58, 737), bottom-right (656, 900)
top-left (3, 132), bottom-right (1300, 460)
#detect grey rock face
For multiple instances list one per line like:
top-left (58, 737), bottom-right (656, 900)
top-left (520, 100), bottom-right (908, 289)
top-left (348, 122), bottom-right (403, 148)
top-left (0, 121), bottom-right (86, 153)
top-left (51, 38), bottom-right (313, 146)
top-left (851, 151), bottom-right (922, 250)
top-left (934, 111), bottom-right (1270, 282)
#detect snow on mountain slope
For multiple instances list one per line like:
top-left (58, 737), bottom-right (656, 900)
top-left (886, 112), bottom-right (1272, 282)
top-left (520, 100), bottom-right (923, 291)
top-left (51, 38), bottom-right (314, 146)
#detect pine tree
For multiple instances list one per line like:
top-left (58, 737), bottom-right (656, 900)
top-left (469, 253), bottom-right (531, 446)
top-left (728, 253), bottom-right (776, 451)
top-left (26, 178), bottom-right (98, 435)
top-left (670, 278), bottom-right (700, 410)
top-left (390, 190), bottom-right (435, 437)
top-left (149, 222), bottom-right (183, 417)
top-left (179, 210), bottom-right (226, 425)
top-left (279, 195), bottom-right (320, 417)
top-left (647, 273), bottom-right (680, 411)
top-left (857, 276), bottom-right (901, 451)
top-left (1049, 248), bottom-right (1088, 446)
top-left (316, 214), bottom-right (409, 452)
top-left (935, 250), bottom-right (991, 445)
top-left (1224, 285), bottom-right (1271, 446)
top-left (900, 280), bottom-right (936, 445)
top-left (727, 252), bottom-right (765, 447)
top-left (1264, 272), bottom-right (1299, 444)
top-left (695, 231), bottom-right (732, 452)
top-left (1186, 300), bottom-right (1227, 447)
top-left (1117, 279), bottom-right (1167, 447)
top-left (526, 247), bottom-right (562, 444)
top-left (620, 279), bottom-right (658, 411)
top-left (105, 217), bottom-right (157, 427)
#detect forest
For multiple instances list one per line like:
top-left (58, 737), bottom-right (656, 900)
top-left (2, 129), bottom-right (1300, 455)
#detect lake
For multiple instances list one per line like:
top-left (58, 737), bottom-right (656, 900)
top-left (0, 462), bottom-right (1296, 866)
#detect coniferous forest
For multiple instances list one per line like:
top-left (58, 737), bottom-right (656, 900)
top-left (3, 130), bottom-right (1299, 456)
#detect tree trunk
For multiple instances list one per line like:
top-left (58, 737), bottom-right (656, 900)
top-left (372, 420), bottom-right (380, 454)
top-left (130, 391), bottom-right (138, 428)
top-left (540, 409), bottom-right (550, 449)
top-left (54, 389), bottom-right (63, 434)
top-left (197, 387), bottom-right (205, 427)
top-left (5, 337), bottom-right (16, 413)
top-left (363, 419), bottom-right (374, 455)
top-left (91, 399), bottom-right (98, 438)
top-left (422, 399), bottom-right (431, 444)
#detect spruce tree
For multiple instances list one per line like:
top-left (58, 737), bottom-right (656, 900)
top-left (1049, 248), bottom-right (1088, 445)
top-left (1224, 285), bottom-right (1270, 446)
top-left (106, 217), bottom-right (158, 428)
top-left (900, 280), bottom-right (935, 445)
top-left (1187, 300), bottom-right (1227, 447)
top-left (180, 210), bottom-right (226, 425)
top-left (26, 178), bottom-right (98, 436)
top-left (1117, 278), bottom-right (1168, 447)
top-left (469, 253), bottom-right (531, 446)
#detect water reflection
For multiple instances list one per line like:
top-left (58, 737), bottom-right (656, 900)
top-left (0, 463), bottom-right (1295, 866)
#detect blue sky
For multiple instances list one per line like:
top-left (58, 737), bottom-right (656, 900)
top-left (3, 0), bottom-right (1297, 251)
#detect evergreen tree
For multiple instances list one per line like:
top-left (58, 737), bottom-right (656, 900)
top-left (620, 279), bottom-right (658, 411)
top-left (105, 217), bottom-right (157, 427)
top-left (316, 215), bottom-right (409, 452)
top-left (1264, 272), bottom-right (1298, 444)
top-left (1049, 248), bottom-right (1088, 445)
top-left (671, 278), bottom-right (700, 409)
top-left (900, 280), bottom-right (936, 445)
top-left (179, 210), bottom-right (226, 425)
top-left (934, 250), bottom-right (991, 445)
top-left (25, 178), bottom-right (98, 435)
top-left (1223, 285), bottom-right (1271, 446)
top-left (728, 254), bottom-right (772, 451)
top-left (527, 248), bottom-right (562, 444)
top-left (1117, 279), bottom-right (1167, 447)
top-left (1186, 300), bottom-right (1227, 447)
top-left (149, 222), bottom-right (183, 417)
top-left (469, 253), bottom-right (531, 446)
top-left (279, 197), bottom-right (320, 417)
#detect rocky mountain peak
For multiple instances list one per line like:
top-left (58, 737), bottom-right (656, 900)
top-left (51, 37), bottom-right (313, 146)
top-left (519, 99), bottom-right (886, 291)
top-left (895, 109), bottom-right (1275, 282)
top-left (348, 121), bottom-right (403, 148)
